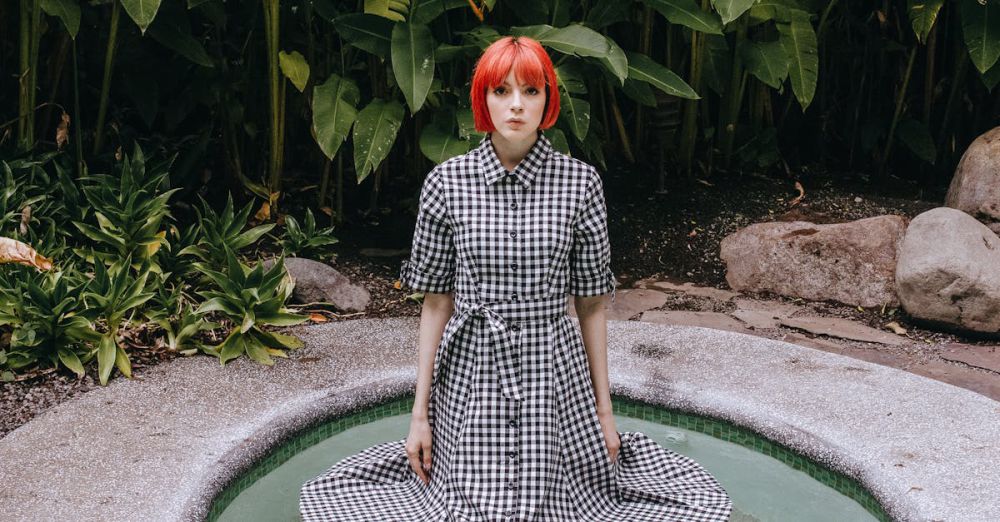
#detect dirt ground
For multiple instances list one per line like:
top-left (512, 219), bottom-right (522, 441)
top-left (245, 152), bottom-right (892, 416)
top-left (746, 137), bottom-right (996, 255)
top-left (2, 165), bottom-right (998, 439)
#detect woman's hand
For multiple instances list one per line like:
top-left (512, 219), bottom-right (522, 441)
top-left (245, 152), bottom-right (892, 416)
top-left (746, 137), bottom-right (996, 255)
top-left (597, 410), bottom-right (621, 465)
top-left (405, 416), bottom-right (433, 485)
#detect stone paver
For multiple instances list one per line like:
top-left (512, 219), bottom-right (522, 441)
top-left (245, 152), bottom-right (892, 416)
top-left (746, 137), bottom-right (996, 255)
top-left (778, 316), bottom-right (908, 346)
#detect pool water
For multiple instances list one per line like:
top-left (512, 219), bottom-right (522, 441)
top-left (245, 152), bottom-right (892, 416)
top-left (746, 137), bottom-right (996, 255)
top-left (214, 410), bottom-right (880, 521)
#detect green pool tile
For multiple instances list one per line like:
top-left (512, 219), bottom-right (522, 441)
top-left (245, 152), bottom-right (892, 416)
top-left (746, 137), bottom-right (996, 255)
top-left (208, 395), bottom-right (891, 522)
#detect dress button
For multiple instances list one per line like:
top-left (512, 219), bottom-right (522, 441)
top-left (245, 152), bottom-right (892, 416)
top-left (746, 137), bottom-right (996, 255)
top-left (510, 202), bottom-right (517, 210)
top-left (510, 262), bottom-right (518, 271)
top-left (508, 418), bottom-right (518, 428)
top-left (509, 322), bottom-right (520, 331)
top-left (509, 231), bottom-right (517, 238)
top-left (510, 293), bottom-right (518, 301)
top-left (508, 451), bottom-right (517, 460)
top-left (506, 480), bottom-right (518, 490)
top-left (504, 510), bottom-right (515, 518)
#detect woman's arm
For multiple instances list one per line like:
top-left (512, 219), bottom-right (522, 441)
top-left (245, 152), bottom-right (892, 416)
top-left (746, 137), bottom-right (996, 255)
top-left (411, 292), bottom-right (455, 420)
top-left (574, 294), bottom-right (612, 416)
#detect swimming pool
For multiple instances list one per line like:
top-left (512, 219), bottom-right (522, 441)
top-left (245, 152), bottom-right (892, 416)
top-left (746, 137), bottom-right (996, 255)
top-left (208, 396), bottom-right (889, 521)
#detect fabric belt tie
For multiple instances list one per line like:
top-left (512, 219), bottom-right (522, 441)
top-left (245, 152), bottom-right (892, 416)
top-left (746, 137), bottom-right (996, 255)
top-left (439, 301), bottom-right (522, 401)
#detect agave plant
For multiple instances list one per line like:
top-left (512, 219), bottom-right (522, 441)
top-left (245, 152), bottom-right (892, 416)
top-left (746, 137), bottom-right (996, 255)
top-left (180, 194), bottom-right (274, 272)
top-left (144, 277), bottom-right (216, 356)
top-left (0, 265), bottom-right (101, 377)
top-left (73, 146), bottom-right (179, 272)
top-left (279, 208), bottom-right (339, 259)
top-left (156, 223), bottom-right (201, 285)
top-left (194, 246), bottom-right (308, 366)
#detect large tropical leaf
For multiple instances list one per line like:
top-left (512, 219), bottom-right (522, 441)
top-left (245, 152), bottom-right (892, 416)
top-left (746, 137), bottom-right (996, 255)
top-left (560, 95), bottom-right (590, 142)
top-left (626, 51), bottom-right (699, 99)
top-left (896, 118), bottom-right (936, 164)
top-left (644, 0), bottom-right (724, 35)
top-left (739, 40), bottom-right (789, 89)
top-left (961, 0), bottom-right (1000, 74)
top-left (535, 24), bottom-right (610, 58)
top-left (545, 128), bottom-right (571, 154)
top-left (598, 36), bottom-right (629, 85)
top-left (279, 51), bottom-right (310, 92)
top-left (313, 73), bottom-right (361, 160)
top-left (40, 0), bottom-right (81, 39)
top-left (712, 0), bottom-right (756, 25)
top-left (392, 22), bottom-right (436, 113)
top-left (701, 33), bottom-right (732, 95)
top-left (778, 9), bottom-right (818, 110)
top-left (147, 22), bottom-right (213, 67)
top-left (419, 122), bottom-right (471, 164)
top-left (334, 14), bottom-right (394, 58)
top-left (410, 0), bottom-right (468, 25)
top-left (353, 99), bottom-right (405, 181)
top-left (120, 0), bottom-right (163, 34)
top-left (908, 0), bottom-right (945, 44)
top-left (365, 0), bottom-right (410, 22)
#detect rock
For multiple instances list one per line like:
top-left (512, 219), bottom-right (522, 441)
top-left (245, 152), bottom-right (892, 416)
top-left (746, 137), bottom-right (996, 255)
top-left (569, 288), bottom-right (668, 321)
top-left (940, 343), bottom-right (1000, 374)
top-left (895, 207), bottom-right (1000, 335)
top-left (264, 257), bottom-right (370, 312)
top-left (945, 126), bottom-right (1000, 234)
top-left (730, 309), bottom-right (782, 330)
top-left (778, 316), bottom-right (907, 346)
top-left (639, 311), bottom-right (747, 333)
top-left (720, 216), bottom-right (906, 308)
top-left (641, 280), bottom-right (740, 301)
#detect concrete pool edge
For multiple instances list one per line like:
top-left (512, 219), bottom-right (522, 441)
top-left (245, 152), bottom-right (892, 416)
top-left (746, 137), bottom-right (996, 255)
top-left (0, 317), bottom-right (997, 521)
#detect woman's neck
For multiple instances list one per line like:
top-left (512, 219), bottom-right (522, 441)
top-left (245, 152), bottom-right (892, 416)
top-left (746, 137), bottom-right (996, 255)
top-left (490, 131), bottom-right (539, 172)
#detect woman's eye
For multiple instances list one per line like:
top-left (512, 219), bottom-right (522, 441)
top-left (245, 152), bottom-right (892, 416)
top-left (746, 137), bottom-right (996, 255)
top-left (526, 87), bottom-right (539, 95)
top-left (493, 87), bottom-right (506, 95)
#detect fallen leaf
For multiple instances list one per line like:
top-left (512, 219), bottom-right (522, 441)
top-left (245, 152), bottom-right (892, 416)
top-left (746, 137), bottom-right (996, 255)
top-left (115, 146), bottom-right (122, 161)
top-left (0, 237), bottom-right (53, 270)
top-left (309, 313), bottom-right (328, 323)
top-left (55, 112), bottom-right (70, 150)
top-left (696, 179), bottom-right (714, 187)
top-left (394, 280), bottom-right (402, 290)
top-left (789, 181), bottom-right (806, 207)
top-left (885, 321), bottom-right (908, 335)
top-left (255, 201), bottom-right (271, 222)
top-left (687, 229), bottom-right (697, 238)
top-left (19, 205), bottom-right (31, 236)
top-left (276, 213), bottom-right (286, 226)
top-left (319, 207), bottom-right (333, 216)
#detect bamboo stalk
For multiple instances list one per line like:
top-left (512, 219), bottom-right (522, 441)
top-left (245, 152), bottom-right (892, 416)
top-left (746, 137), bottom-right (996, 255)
top-left (263, 0), bottom-right (283, 195)
top-left (721, 19), bottom-right (748, 169)
top-left (878, 46), bottom-right (917, 179)
top-left (678, 2), bottom-right (707, 178)
top-left (605, 81), bottom-right (635, 163)
top-left (72, 38), bottom-right (84, 175)
top-left (93, 0), bottom-right (121, 155)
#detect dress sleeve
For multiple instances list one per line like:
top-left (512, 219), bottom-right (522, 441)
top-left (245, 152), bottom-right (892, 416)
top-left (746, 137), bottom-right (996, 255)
top-left (399, 169), bottom-right (457, 294)
top-left (568, 170), bottom-right (617, 302)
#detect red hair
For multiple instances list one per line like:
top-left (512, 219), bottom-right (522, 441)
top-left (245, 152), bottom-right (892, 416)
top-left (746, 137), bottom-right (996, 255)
top-left (470, 36), bottom-right (560, 132)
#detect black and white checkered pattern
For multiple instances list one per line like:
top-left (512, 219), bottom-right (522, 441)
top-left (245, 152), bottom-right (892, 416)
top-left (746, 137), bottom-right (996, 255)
top-left (300, 132), bottom-right (732, 521)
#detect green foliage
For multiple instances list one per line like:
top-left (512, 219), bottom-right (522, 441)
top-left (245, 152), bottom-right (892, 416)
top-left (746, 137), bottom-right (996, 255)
top-left (0, 266), bottom-right (101, 378)
top-left (194, 247), bottom-right (308, 366)
top-left (279, 209), bottom-right (339, 259)
top-left (82, 254), bottom-right (155, 385)
top-left (73, 146), bottom-right (178, 272)
top-left (181, 194), bottom-right (275, 272)
top-left (144, 279), bottom-right (216, 356)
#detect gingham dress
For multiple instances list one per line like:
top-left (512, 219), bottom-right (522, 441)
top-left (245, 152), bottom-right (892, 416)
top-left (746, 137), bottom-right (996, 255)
top-left (300, 133), bottom-right (732, 521)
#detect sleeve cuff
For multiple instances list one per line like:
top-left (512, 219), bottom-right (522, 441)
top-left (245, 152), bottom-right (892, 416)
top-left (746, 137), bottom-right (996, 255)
top-left (399, 259), bottom-right (455, 294)
top-left (568, 267), bottom-right (617, 303)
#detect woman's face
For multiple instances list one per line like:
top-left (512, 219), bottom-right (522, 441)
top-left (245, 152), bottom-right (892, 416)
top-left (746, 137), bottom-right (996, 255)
top-left (486, 69), bottom-right (546, 142)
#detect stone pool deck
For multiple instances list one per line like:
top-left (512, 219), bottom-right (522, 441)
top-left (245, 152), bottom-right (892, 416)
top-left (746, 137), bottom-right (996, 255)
top-left (1, 318), bottom-right (998, 522)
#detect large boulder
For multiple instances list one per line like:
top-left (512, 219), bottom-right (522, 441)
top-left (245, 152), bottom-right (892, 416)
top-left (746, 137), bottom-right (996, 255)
top-left (264, 257), bottom-right (371, 312)
top-left (720, 216), bottom-right (906, 307)
top-left (895, 207), bottom-right (1000, 335)
top-left (945, 126), bottom-right (1000, 234)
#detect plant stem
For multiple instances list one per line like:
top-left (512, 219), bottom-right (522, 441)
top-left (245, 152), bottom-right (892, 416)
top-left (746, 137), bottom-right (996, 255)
top-left (72, 38), bottom-right (84, 175)
top-left (93, 0), bottom-right (121, 156)
top-left (878, 46), bottom-right (917, 180)
top-left (263, 0), bottom-right (283, 196)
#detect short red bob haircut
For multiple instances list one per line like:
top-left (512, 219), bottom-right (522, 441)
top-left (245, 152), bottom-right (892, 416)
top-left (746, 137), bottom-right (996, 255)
top-left (470, 36), bottom-right (560, 133)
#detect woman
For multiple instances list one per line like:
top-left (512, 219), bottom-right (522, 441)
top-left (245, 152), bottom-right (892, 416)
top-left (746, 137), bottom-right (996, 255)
top-left (300, 36), bottom-right (732, 521)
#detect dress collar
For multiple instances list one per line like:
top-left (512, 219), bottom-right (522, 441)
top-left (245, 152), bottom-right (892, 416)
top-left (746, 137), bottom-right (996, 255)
top-left (475, 132), bottom-right (553, 188)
